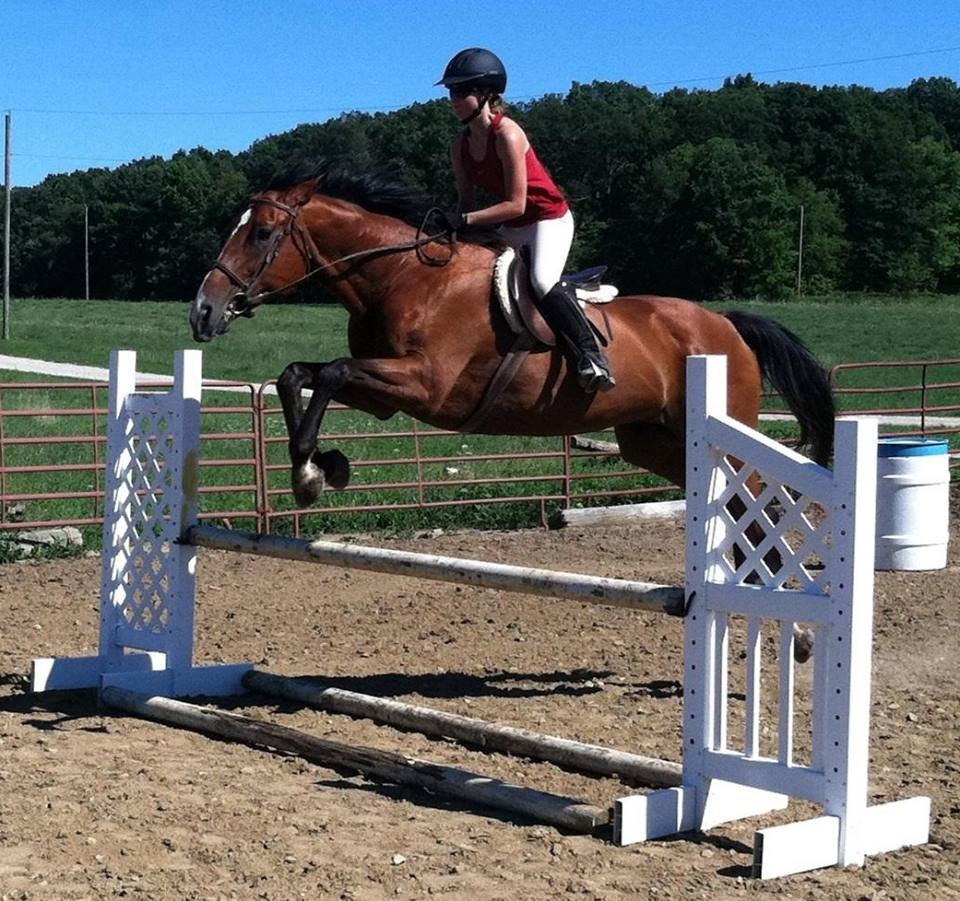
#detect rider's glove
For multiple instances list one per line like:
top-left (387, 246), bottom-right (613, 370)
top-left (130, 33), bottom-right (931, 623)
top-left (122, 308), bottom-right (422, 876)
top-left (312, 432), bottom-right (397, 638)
top-left (440, 209), bottom-right (466, 232)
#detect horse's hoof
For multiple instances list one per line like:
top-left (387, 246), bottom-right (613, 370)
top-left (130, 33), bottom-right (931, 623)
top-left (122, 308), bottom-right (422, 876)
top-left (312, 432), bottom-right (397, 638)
top-left (292, 461), bottom-right (325, 508)
top-left (316, 449), bottom-right (351, 490)
top-left (793, 626), bottom-right (815, 664)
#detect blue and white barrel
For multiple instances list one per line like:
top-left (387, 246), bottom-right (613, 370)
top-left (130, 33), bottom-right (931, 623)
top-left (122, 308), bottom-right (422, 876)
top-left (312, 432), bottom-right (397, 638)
top-left (874, 438), bottom-right (951, 571)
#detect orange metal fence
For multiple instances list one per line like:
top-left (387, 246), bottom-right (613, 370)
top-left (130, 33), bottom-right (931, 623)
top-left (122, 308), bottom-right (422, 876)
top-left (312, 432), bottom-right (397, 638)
top-left (1, 359), bottom-right (958, 537)
top-left (829, 359), bottom-right (960, 451)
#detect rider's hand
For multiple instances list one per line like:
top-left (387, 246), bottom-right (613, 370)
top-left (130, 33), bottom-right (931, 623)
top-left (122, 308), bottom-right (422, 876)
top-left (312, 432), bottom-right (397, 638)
top-left (440, 209), bottom-right (466, 232)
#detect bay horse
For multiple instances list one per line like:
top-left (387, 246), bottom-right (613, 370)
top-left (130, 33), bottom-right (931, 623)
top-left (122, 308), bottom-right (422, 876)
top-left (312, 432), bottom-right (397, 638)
top-left (191, 164), bottom-right (835, 519)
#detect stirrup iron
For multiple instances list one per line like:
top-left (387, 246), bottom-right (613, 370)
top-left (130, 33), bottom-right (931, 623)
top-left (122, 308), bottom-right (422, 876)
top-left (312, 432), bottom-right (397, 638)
top-left (577, 355), bottom-right (617, 393)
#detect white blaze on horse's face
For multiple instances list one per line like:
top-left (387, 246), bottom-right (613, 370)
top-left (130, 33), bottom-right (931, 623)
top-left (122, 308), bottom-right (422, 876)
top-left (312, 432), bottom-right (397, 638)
top-left (192, 208), bottom-right (255, 342)
top-left (230, 208), bottom-right (253, 239)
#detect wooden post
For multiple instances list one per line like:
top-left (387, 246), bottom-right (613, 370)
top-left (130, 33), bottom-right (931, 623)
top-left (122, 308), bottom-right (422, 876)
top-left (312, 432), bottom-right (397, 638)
top-left (84, 203), bottom-right (90, 301)
top-left (796, 204), bottom-right (804, 296)
top-left (3, 111), bottom-right (11, 340)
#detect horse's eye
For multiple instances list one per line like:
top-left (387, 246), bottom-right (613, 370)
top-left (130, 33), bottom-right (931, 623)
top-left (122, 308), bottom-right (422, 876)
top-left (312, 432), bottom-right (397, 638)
top-left (254, 226), bottom-right (273, 242)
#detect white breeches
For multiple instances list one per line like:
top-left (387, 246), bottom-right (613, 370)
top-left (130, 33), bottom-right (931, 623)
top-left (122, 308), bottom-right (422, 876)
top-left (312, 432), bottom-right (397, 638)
top-left (499, 210), bottom-right (574, 298)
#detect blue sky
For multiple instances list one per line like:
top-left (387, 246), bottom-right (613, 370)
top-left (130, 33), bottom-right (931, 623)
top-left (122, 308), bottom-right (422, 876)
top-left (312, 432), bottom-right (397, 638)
top-left (3, 0), bottom-right (959, 187)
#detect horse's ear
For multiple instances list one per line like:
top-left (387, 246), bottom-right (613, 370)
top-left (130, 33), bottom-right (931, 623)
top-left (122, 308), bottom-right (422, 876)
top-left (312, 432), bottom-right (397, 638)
top-left (288, 177), bottom-right (322, 206)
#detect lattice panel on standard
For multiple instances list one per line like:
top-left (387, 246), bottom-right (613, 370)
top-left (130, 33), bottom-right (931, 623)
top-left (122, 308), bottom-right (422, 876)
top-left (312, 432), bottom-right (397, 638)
top-left (117, 413), bottom-right (179, 635)
top-left (712, 452), bottom-right (832, 595)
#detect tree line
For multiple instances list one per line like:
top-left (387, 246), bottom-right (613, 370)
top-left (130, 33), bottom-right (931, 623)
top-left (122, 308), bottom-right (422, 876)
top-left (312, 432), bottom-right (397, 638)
top-left (10, 75), bottom-right (960, 302)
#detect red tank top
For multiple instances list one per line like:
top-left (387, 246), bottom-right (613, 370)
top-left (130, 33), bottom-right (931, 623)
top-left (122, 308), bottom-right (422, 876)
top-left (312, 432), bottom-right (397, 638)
top-left (458, 113), bottom-right (569, 227)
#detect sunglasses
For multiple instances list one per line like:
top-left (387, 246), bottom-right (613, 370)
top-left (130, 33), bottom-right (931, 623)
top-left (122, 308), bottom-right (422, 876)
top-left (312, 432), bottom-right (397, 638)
top-left (448, 86), bottom-right (479, 100)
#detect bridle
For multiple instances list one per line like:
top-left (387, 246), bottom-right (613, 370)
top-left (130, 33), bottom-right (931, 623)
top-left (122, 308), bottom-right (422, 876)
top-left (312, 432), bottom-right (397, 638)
top-left (208, 196), bottom-right (453, 321)
top-left (209, 197), bottom-right (318, 308)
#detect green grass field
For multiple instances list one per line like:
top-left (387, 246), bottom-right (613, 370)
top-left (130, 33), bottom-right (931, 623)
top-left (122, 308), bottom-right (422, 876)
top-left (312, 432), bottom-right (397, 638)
top-left (1, 294), bottom-right (958, 542)
top-left (2, 293), bottom-right (960, 381)
top-left (4, 294), bottom-right (959, 426)
top-left (6, 293), bottom-right (959, 423)
top-left (718, 293), bottom-right (960, 370)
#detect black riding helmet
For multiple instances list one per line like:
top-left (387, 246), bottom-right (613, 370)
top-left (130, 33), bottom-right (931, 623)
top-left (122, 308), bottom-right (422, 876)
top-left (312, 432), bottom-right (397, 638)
top-left (436, 47), bottom-right (507, 94)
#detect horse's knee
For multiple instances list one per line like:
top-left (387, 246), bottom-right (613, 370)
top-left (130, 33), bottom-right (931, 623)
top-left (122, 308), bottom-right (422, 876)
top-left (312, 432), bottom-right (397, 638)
top-left (277, 362), bottom-right (309, 397)
top-left (316, 358), bottom-right (351, 392)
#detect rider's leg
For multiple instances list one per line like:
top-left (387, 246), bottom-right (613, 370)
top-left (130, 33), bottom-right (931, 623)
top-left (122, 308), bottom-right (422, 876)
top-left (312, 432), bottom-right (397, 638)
top-left (516, 212), bottom-right (615, 393)
top-left (536, 280), bottom-right (616, 392)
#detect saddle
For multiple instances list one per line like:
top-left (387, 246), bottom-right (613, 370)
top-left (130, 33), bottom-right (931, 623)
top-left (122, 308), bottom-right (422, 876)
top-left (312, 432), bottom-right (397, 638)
top-left (492, 248), bottom-right (618, 347)
top-left (459, 250), bottom-right (618, 433)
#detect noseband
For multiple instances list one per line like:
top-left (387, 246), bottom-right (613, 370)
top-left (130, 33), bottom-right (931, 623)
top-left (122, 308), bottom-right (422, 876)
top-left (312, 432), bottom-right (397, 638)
top-left (207, 197), bottom-right (454, 319)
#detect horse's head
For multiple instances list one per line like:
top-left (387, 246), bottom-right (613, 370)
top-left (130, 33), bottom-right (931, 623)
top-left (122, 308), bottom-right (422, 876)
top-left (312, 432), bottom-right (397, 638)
top-left (192, 161), bottom-right (494, 342)
top-left (191, 178), bottom-right (321, 342)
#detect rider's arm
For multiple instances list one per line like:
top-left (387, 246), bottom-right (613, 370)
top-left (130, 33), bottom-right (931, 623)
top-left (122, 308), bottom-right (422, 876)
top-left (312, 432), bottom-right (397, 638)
top-left (450, 135), bottom-right (476, 212)
top-left (463, 122), bottom-right (528, 227)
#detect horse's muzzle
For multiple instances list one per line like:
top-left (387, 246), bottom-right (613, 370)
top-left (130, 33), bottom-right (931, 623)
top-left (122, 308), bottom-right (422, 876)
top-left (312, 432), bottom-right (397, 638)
top-left (191, 293), bottom-right (258, 342)
top-left (191, 299), bottom-right (230, 342)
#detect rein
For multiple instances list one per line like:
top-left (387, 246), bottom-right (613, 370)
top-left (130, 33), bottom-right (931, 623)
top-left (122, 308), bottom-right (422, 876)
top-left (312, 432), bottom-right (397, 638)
top-left (210, 198), bottom-right (454, 313)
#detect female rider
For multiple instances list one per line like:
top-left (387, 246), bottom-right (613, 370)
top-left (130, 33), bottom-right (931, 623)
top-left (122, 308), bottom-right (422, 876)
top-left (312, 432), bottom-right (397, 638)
top-left (437, 47), bottom-right (615, 393)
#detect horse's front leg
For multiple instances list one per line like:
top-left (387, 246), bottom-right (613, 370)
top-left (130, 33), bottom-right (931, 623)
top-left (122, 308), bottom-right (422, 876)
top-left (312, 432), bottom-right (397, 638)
top-left (276, 356), bottom-right (435, 507)
top-left (276, 360), bottom-right (358, 507)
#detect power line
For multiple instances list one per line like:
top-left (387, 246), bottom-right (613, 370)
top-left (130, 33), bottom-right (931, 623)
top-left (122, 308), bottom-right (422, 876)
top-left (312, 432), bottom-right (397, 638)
top-left (5, 46), bottom-right (959, 119)
top-left (7, 44), bottom-right (958, 182)
top-left (9, 104), bottom-right (405, 117)
top-left (14, 152), bottom-right (151, 164)
top-left (16, 153), bottom-right (138, 164)
top-left (646, 45), bottom-right (960, 88)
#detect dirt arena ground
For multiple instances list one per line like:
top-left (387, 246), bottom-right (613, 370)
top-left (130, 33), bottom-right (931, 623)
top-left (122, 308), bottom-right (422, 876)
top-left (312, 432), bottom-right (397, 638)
top-left (0, 511), bottom-right (957, 900)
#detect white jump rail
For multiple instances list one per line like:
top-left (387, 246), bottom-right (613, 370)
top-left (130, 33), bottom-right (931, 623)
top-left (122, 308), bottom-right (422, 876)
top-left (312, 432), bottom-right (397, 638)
top-left (30, 349), bottom-right (930, 879)
top-left (186, 524), bottom-right (686, 614)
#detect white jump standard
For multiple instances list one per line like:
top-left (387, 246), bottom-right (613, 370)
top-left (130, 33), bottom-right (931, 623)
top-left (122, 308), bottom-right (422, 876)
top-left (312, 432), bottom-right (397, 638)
top-left (30, 349), bottom-right (930, 879)
top-left (614, 354), bottom-right (930, 878)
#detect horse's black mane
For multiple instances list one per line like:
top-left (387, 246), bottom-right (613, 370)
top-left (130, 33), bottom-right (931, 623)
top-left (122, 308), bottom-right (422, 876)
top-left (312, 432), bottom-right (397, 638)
top-left (265, 162), bottom-right (427, 226)
top-left (264, 161), bottom-right (502, 248)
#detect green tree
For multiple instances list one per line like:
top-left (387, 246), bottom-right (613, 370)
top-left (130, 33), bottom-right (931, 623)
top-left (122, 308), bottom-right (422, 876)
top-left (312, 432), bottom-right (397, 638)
top-left (906, 77), bottom-right (960, 149)
top-left (9, 76), bottom-right (960, 302)
top-left (521, 81), bottom-right (666, 278)
top-left (654, 138), bottom-right (795, 298)
top-left (789, 179), bottom-right (847, 294)
top-left (367, 100), bottom-right (460, 199)
top-left (240, 113), bottom-right (376, 187)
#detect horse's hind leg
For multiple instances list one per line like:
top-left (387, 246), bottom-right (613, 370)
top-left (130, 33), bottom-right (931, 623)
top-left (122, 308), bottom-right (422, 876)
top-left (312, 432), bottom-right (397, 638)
top-left (616, 421), bottom-right (813, 663)
top-left (613, 421), bottom-right (686, 486)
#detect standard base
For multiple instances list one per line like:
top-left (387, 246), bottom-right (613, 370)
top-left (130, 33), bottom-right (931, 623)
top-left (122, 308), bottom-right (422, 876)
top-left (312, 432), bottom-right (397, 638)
top-left (752, 796), bottom-right (931, 879)
top-left (615, 783), bottom-right (930, 879)
top-left (31, 653), bottom-right (252, 698)
top-left (614, 780), bottom-right (788, 845)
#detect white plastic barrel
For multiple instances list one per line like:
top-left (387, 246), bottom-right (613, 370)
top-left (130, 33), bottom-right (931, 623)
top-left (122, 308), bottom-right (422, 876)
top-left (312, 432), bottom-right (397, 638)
top-left (874, 438), bottom-right (951, 571)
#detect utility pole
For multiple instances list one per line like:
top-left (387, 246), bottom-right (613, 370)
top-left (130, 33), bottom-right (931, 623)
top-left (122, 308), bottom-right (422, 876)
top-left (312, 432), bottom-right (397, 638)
top-left (84, 204), bottom-right (90, 301)
top-left (796, 204), bottom-right (805, 296)
top-left (3, 111), bottom-right (11, 339)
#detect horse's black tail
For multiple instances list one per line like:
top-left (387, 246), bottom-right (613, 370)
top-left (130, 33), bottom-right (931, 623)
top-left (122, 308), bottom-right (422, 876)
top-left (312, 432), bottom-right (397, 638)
top-left (725, 310), bottom-right (836, 466)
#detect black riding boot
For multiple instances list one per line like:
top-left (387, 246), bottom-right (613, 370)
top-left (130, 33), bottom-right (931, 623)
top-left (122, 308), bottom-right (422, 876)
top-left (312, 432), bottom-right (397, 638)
top-left (536, 281), bottom-right (616, 392)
